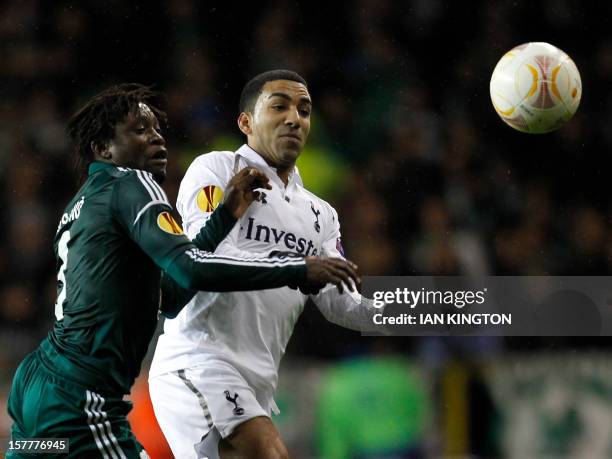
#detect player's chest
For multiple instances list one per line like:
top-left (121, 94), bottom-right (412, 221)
top-left (235, 185), bottom-right (325, 256)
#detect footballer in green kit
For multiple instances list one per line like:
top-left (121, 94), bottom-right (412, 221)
top-left (6, 84), bottom-right (359, 458)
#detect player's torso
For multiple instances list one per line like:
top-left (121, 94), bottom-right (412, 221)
top-left (155, 152), bottom-right (330, 391)
top-left (49, 169), bottom-right (159, 393)
top-left (218, 179), bottom-right (326, 364)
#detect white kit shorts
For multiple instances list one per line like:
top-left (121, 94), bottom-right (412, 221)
top-left (149, 361), bottom-right (270, 459)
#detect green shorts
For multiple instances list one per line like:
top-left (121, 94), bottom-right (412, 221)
top-left (7, 350), bottom-right (147, 458)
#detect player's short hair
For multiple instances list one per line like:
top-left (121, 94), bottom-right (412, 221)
top-left (239, 70), bottom-right (308, 113)
top-left (67, 83), bottom-right (167, 175)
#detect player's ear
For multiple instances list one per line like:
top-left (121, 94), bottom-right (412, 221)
top-left (92, 140), bottom-right (112, 160)
top-left (237, 112), bottom-right (252, 136)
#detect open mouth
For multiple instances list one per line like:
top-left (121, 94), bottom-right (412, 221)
top-left (151, 149), bottom-right (168, 160)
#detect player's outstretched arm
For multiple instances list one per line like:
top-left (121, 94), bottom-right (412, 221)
top-left (160, 255), bottom-right (360, 318)
top-left (166, 252), bottom-right (359, 294)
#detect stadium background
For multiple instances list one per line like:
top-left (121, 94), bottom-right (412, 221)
top-left (1, 1), bottom-right (612, 457)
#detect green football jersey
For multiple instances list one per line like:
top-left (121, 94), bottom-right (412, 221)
top-left (41, 161), bottom-right (306, 395)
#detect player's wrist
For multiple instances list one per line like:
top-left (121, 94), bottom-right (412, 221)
top-left (294, 263), bottom-right (308, 283)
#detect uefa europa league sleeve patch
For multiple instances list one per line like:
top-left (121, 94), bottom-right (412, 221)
top-left (196, 185), bottom-right (224, 212)
top-left (157, 212), bottom-right (184, 235)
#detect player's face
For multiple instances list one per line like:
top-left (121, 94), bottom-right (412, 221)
top-left (249, 80), bottom-right (312, 168)
top-left (108, 103), bottom-right (168, 183)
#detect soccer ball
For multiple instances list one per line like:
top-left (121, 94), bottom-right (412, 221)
top-left (490, 42), bottom-right (582, 133)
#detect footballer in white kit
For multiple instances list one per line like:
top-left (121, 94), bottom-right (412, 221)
top-left (149, 71), bottom-right (380, 459)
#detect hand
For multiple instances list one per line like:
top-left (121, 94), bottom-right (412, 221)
top-left (303, 257), bottom-right (361, 294)
top-left (224, 167), bottom-right (272, 219)
top-left (270, 251), bottom-right (326, 294)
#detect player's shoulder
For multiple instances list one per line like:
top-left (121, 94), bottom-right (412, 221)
top-left (181, 150), bottom-right (238, 193)
top-left (298, 183), bottom-right (339, 221)
top-left (113, 166), bottom-right (157, 188)
top-left (298, 182), bottom-right (335, 212)
top-left (187, 151), bottom-right (235, 175)
top-left (192, 150), bottom-right (236, 164)
top-left (112, 166), bottom-right (170, 206)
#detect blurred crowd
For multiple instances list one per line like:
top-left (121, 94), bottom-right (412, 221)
top-left (2, 1), bottom-right (612, 456)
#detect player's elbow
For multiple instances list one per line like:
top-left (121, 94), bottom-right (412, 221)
top-left (165, 261), bottom-right (198, 291)
top-left (160, 307), bottom-right (180, 319)
top-left (175, 272), bottom-right (198, 291)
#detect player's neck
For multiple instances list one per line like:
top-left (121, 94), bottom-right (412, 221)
top-left (275, 167), bottom-right (291, 186)
top-left (250, 147), bottom-right (293, 186)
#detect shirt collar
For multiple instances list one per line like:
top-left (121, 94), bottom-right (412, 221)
top-left (88, 161), bottom-right (115, 176)
top-left (235, 144), bottom-right (270, 169)
top-left (235, 144), bottom-right (303, 186)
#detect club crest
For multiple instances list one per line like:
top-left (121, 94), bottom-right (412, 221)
top-left (224, 390), bottom-right (245, 416)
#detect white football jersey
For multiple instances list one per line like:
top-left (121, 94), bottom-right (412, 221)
top-left (150, 145), bottom-right (378, 411)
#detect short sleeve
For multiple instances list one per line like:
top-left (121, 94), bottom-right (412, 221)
top-left (177, 154), bottom-right (229, 239)
top-left (321, 204), bottom-right (345, 258)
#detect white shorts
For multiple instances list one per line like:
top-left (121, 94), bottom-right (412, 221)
top-left (149, 361), bottom-right (269, 459)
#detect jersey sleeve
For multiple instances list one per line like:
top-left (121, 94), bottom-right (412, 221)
top-left (310, 204), bottom-right (383, 332)
top-left (312, 288), bottom-right (382, 332)
top-left (177, 153), bottom-right (228, 240)
top-left (160, 272), bottom-right (197, 319)
top-left (320, 205), bottom-right (345, 259)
